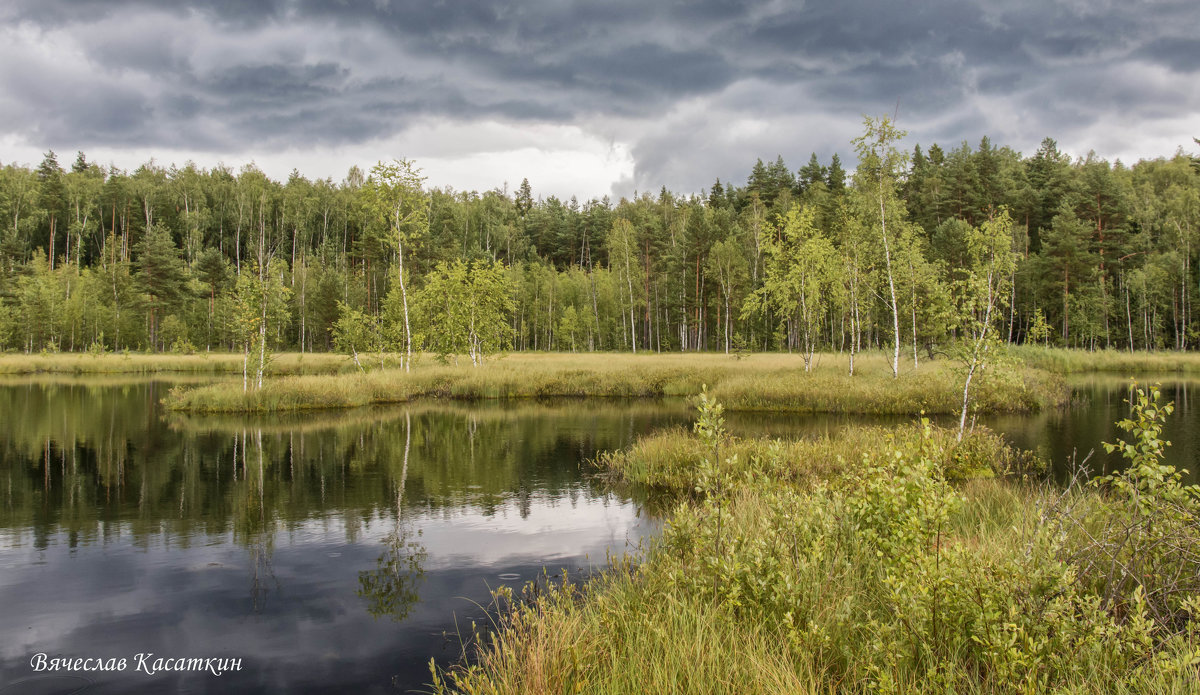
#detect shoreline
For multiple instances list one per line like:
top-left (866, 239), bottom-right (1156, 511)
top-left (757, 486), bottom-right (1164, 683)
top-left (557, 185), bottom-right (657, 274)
top-left (153, 352), bottom-right (1068, 415)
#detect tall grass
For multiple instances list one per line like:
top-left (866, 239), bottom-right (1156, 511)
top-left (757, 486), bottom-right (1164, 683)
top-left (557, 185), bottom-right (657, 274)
top-left (7, 346), bottom-right (1192, 383)
top-left (165, 351), bottom-right (1068, 414)
top-left (435, 568), bottom-right (823, 695)
top-left (435, 404), bottom-right (1200, 695)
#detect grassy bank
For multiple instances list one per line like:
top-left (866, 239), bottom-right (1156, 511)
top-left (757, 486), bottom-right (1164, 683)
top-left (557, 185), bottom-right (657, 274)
top-left (1013, 345), bottom-right (1200, 374)
top-left (164, 351), bottom-right (1068, 414)
top-left (435, 393), bottom-right (1200, 694)
top-left (600, 421), bottom-right (1038, 490)
top-left (7, 345), bottom-right (1198, 385)
top-left (0, 351), bottom-right (349, 375)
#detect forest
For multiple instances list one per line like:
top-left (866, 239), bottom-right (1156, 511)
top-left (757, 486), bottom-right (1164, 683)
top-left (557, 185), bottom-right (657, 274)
top-left (1, 119), bottom-right (1198, 366)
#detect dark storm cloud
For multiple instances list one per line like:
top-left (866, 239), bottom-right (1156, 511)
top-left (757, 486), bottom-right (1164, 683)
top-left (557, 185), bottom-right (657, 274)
top-left (6, 0), bottom-right (286, 28)
top-left (1137, 37), bottom-right (1200, 73)
top-left (202, 62), bottom-right (346, 102)
top-left (1, 0), bottom-right (1197, 194)
top-left (38, 85), bottom-right (156, 146)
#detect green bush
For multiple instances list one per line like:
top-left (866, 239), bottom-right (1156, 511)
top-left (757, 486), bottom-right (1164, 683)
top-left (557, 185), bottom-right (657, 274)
top-left (436, 389), bottom-right (1200, 694)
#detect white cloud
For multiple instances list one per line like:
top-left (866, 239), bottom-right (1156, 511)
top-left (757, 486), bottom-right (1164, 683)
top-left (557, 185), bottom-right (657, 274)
top-left (1, 118), bottom-right (636, 201)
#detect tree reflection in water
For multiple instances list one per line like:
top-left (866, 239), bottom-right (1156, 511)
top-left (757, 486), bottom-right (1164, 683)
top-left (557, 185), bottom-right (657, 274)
top-left (358, 410), bottom-right (426, 621)
top-left (246, 428), bottom-right (280, 614)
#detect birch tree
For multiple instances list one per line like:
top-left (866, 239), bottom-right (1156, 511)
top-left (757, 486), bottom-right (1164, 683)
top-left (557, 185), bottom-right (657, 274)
top-left (954, 209), bottom-right (1017, 440)
top-left (233, 257), bottom-right (291, 391)
top-left (363, 160), bottom-right (427, 371)
top-left (852, 116), bottom-right (908, 378)
top-left (745, 204), bottom-right (837, 371)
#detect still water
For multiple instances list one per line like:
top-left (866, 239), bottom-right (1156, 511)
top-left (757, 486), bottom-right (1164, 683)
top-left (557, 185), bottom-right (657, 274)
top-left (0, 379), bottom-right (685, 694)
top-left (1, 375), bottom-right (1197, 693)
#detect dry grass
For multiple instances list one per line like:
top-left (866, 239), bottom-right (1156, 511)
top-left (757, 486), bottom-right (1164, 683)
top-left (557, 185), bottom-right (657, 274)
top-left (1013, 345), bottom-right (1200, 374)
top-left (435, 569), bottom-right (823, 695)
top-left (164, 350), bottom-right (1068, 414)
top-left (0, 351), bottom-right (349, 375)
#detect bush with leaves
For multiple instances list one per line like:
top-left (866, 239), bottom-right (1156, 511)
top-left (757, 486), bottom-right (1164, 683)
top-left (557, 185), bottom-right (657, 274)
top-left (438, 389), bottom-right (1200, 695)
top-left (1062, 383), bottom-right (1200, 633)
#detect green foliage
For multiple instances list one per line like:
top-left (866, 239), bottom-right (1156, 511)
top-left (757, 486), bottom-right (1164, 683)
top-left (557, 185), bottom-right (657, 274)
top-left (442, 391), bottom-right (1200, 694)
top-left (1071, 383), bottom-right (1200, 630)
top-left (86, 332), bottom-right (106, 356)
top-left (845, 419), bottom-right (961, 563)
top-left (332, 301), bottom-right (382, 371)
top-left (414, 259), bottom-right (514, 366)
top-left (1099, 383), bottom-right (1186, 503)
top-left (160, 314), bottom-right (195, 354)
top-left (745, 204), bottom-right (838, 369)
top-left (1028, 308), bottom-right (1050, 345)
top-left (361, 158), bottom-right (428, 260)
top-left (135, 223), bottom-right (189, 350)
top-left (232, 258), bottom-right (292, 389)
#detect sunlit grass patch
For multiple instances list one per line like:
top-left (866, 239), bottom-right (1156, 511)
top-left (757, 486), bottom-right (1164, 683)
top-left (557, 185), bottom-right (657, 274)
top-left (0, 351), bottom-right (349, 375)
top-left (164, 350), bottom-right (1068, 414)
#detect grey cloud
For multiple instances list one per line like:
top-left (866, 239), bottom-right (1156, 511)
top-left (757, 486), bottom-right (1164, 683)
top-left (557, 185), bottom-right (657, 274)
top-left (6, 0), bottom-right (285, 28)
top-left (1136, 37), bottom-right (1200, 73)
top-left (86, 33), bottom-right (192, 75)
top-left (1, 0), bottom-right (1197, 196)
top-left (33, 84), bottom-right (156, 147)
top-left (202, 62), bottom-right (347, 102)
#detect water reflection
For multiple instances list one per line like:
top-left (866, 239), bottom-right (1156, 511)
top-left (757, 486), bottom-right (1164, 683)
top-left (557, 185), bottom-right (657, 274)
top-left (0, 382), bottom-right (677, 694)
top-left (986, 375), bottom-right (1200, 484)
top-left (4, 375), bottom-right (1198, 693)
top-left (721, 375), bottom-right (1200, 484)
top-left (357, 412), bottom-right (426, 624)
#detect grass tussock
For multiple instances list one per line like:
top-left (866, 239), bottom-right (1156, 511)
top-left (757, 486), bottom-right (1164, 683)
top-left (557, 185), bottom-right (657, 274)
top-left (164, 351), bottom-right (1068, 414)
top-left (600, 422), bottom-right (1033, 491)
top-left (435, 391), bottom-right (1200, 695)
top-left (435, 568), bottom-right (823, 695)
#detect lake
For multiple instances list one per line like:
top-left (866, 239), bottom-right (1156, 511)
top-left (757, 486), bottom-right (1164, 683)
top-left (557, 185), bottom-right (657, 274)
top-left (0, 374), bottom-right (1196, 693)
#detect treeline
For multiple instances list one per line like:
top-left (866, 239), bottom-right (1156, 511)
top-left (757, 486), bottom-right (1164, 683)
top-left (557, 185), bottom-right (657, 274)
top-left (1, 125), bottom-right (1198, 362)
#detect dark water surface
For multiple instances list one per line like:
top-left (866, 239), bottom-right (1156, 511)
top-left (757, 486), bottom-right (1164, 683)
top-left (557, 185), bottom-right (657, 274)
top-left (723, 374), bottom-right (1200, 484)
top-left (0, 379), bottom-right (684, 694)
top-left (2, 374), bottom-right (1198, 693)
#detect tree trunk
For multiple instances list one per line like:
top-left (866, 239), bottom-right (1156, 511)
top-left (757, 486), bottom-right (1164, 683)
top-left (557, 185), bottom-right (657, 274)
top-left (397, 239), bottom-right (412, 372)
top-left (879, 190), bottom-right (900, 378)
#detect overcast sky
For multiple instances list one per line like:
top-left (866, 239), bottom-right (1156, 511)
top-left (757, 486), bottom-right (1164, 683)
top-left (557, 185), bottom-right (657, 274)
top-left (1, 0), bottom-right (1197, 200)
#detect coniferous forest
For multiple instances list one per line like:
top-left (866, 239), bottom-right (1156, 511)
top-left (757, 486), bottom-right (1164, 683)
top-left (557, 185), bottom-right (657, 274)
top-left (2, 121), bottom-right (1198, 361)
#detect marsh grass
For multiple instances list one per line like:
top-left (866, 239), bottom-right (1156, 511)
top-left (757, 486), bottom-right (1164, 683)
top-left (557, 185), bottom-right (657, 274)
top-left (1014, 345), bottom-right (1200, 374)
top-left (165, 351), bottom-right (1068, 414)
top-left (0, 351), bottom-right (349, 375)
top-left (440, 479), bottom-right (1200, 694)
top-left (435, 403), bottom-right (1200, 695)
top-left (598, 422), bottom-right (1033, 491)
top-left (166, 398), bottom-right (693, 436)
top-left (436, 568), bottom-right (824, 695)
